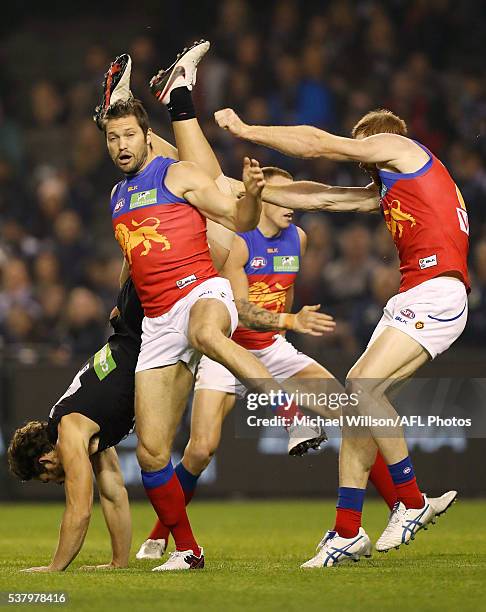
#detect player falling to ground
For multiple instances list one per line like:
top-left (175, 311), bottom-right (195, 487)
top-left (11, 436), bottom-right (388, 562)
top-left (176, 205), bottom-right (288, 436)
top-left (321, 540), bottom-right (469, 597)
top-left (7, 278), bottom-right (141, 572)
top-left (215, 106), bottom-right (466, 566)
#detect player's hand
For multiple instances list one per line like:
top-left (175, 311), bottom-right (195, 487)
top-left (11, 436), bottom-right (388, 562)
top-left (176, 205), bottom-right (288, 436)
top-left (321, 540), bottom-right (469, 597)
top-left (21, 566), bottom-right (55, 573)
top-left (243, 157), bottom-right (265, 198)
top-left (214, 108), bottom-right (247, 138)
top-left (294, 305), bottom-right (336, 336)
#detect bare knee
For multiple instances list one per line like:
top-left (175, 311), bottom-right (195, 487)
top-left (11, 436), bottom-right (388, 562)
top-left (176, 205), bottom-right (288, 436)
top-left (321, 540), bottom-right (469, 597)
top-left (189, 324), bottom-right (226, 358)
top-left (136, 441), bottom-right (170, 473)
top-left (183, 438), bottom-right (217, 474)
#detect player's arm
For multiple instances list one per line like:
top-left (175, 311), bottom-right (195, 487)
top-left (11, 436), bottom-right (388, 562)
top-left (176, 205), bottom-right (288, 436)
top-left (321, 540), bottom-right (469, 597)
top-left (81, 447), bottom-right (131, 570)
top-left (25, 415), bottom-right (97, 572)
top-left (167, 157), bottom-right (264, 232)
top-left (215, 108), bottom-right (424, 167)
top-left (218, 175), bottom-right (379, 214)
top-left (263, 181), bottom-right (380, 213)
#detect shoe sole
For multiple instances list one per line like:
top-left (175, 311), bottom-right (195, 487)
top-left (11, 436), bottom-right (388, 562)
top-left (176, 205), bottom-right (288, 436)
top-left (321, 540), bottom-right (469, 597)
top-left (377, 495), bottom-right (458, 553)
top-left (151, 40), bottom-right (208, 101)
top-left (289, 434), bottom-right (328, 456)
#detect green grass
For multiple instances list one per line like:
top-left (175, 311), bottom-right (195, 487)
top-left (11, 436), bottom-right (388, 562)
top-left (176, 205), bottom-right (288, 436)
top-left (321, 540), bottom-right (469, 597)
top-left (0, 500), bottom-right (485, 611)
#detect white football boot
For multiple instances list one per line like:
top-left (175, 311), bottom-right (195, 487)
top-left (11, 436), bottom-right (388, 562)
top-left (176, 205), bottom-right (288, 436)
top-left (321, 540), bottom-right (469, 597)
top-left (287, 423), bottom-right (327, 456)
top-left (93, 53), bottom-right (132, 128)
top-left (135, 538), bottom-right (166, 560)
top-left (375, 495), bottom-right (435, 552)
top-left (150, 39), bottom-right (210, 104)
top-left (152, 548), bottom-right (205, 571)
top-left (428, 490), bottom-right (457, 517)
top-left (301, 528), bottom-right (372, 568)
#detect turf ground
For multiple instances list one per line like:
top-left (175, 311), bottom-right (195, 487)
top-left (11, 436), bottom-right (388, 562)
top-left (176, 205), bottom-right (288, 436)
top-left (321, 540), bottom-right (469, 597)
top-left (0, 500), bottom-right (485, 612)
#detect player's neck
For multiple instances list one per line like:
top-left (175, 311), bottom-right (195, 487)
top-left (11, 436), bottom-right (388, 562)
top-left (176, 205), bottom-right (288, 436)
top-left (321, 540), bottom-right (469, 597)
top-left (258, 217), bottom-right (281, 238)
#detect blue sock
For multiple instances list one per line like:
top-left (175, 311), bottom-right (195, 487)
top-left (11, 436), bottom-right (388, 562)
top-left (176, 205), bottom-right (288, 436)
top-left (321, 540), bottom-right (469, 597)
top-left (175, 462), bottom-right (200, 498)
top-left (336, 487), bottom-right (366, 511)
top-left (388, 456), bottom-right (415, 485)
top-left (141, 461), bottom-right (174, 489)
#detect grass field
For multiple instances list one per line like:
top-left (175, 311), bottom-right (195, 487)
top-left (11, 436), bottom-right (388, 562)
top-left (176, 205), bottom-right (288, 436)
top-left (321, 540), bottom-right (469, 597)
top-left (0, 499), bottom-right (485, 611)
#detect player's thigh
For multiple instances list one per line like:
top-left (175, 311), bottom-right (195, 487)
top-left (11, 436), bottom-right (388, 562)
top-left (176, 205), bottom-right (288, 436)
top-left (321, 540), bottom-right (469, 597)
top-left (190, 389), bottom-right (236, 450)
top-left (135, 362), bottom-right (193, 451)
top-left (293, 361), bottom-right (334, 380)
top-left (348, 326), bottom-right (429, 390)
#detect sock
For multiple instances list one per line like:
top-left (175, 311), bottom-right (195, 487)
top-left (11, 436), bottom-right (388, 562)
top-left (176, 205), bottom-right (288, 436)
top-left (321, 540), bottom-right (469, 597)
top-left (333, 487), bottom-right (365, 538)
top-left (167, 86), bottom-right (196, 121)
top-left (148, 462), bottom-right (201, 542)
top-left (175, 461), bottom-right (200, 504)
top-left (269, 392), bottom-right (304, 427)
top-left (388, 456), bottom-right (424, 509)
top-left (369, 452), bottom-right (398, 510)
top-left (142, 461), bottom-right (200, 554)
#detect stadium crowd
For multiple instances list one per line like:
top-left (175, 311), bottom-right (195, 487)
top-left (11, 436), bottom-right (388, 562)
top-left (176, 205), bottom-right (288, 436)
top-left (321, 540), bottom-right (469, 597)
top-left (0, 0), bottom-right (485, 365)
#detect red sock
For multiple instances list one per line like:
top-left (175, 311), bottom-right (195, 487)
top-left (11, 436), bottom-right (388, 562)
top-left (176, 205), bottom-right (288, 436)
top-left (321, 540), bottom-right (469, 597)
top-left (369, 452), bottom-right (398, 510)
top-left (144, 473), bottom-right (200, 554)
top-left (148, 485), bottom-right (197, 541)
top-left (275, 402), bottom-right (303, 427)
top-left (395, 477), bottom-right (424, 509)
top-left (333, 508), bottom-right (362, 538)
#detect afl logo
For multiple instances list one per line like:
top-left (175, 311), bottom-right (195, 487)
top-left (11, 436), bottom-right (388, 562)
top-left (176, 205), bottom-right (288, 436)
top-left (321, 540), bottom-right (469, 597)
top-left (400, 309), bottom-right (415, 320)
top-left (114, 198), bottom-right (125, 213)
top-left (250, 256), bottom-right (267, 269)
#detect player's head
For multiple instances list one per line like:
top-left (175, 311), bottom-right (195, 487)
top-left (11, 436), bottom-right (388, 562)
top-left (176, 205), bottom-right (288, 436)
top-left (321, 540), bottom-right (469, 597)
top-left (103, 98), bottom-right (152, 175)
top-left (352, 109), bottom-right (408, 183)
top-left (352, 109), bottom-right (407, 139)
top-left (7, 421), bottom-right (65, 485)
top-left (261, 167), bottom-right (294, 229)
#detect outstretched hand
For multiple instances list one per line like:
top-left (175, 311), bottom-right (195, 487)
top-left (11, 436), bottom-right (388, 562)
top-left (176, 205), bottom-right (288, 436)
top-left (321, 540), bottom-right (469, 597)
top-left (242, 157), bottom-right (265, 198)
top-left (215, 108), bottom-right (247, 138)
top-left (294, 305), bottom-right (336, 336)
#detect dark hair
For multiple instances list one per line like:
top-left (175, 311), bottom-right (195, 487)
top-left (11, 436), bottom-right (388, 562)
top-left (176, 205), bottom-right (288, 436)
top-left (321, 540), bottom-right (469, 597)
top-left (103, 98), bottom-right (150, 137)
top-left (7, 421), bottom-right (54, 481)
top-left (352, 109), bottom-right (407, 138)
top-left (262, 166), bottom-right (294, 181)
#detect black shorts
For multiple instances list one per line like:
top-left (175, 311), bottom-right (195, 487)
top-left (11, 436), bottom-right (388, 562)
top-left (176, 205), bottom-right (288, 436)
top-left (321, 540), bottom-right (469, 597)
top-left (48, 337), bottom-right (138, 453)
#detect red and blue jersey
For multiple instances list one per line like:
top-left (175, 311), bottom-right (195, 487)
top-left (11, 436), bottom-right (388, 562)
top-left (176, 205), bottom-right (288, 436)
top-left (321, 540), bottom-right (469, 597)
top-left (232, 224), bottom-right (301, 350)
top-left (110, 156), bottom-right (217, 317)
top-left (378, 141), bottom-right (470, 293)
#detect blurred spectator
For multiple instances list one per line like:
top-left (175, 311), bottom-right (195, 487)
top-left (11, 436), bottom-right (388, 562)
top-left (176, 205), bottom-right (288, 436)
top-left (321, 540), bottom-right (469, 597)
top-left (52, 210), bottom-right (90, 287)
top-left (0, 1), bottom-right (484, 364)
top-left (323, 223), bottom-right (378, 318)
top-left (56, 287), bottom-right (106, 357)
top-left (351, 265), bottom-right (400, 349)
top-left (0, 258), bottom-right (40, 322)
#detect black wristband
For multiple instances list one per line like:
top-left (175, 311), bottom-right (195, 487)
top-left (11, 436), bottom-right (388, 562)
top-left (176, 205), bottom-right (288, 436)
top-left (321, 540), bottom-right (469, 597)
top-left (167, 86), bottom-right (196, 122)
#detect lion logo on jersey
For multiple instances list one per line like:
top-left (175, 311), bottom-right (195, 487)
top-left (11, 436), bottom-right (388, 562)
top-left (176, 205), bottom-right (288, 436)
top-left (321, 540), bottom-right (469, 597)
top-left (248, 281), bottom-right (287, 312)
top-left (384, 199), bottom-right (417, 239)
top-left (115, 217), bottom-right (171, 264)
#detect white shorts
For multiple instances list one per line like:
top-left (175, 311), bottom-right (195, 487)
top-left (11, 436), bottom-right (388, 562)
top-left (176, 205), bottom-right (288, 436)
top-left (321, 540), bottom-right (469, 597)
top-left (135, 277), bottom-right (238, 375)
top-left (368, 277), bottom-right (468, 359)
top-left (195, 334), bottom-right (316, 397)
